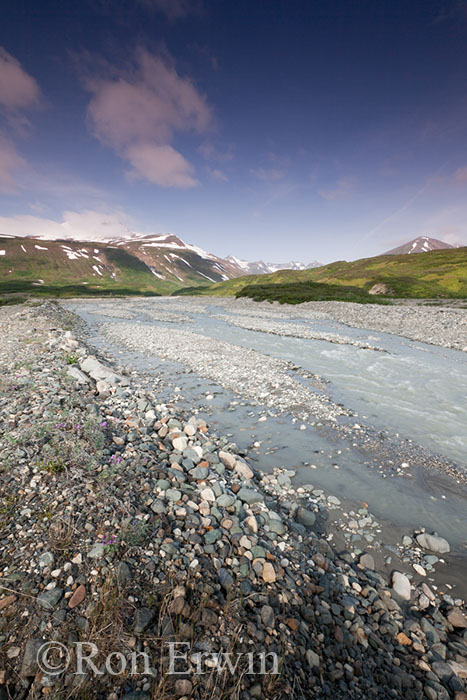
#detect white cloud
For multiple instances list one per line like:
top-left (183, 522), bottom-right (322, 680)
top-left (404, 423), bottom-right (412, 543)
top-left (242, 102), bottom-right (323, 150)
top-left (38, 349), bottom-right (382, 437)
top-left (207, 167), bottom-right (228, 182)
top-left (250, 167), bottom-right (286, 181)
top-left (319, 176), bottom-right (356, 201)
top-left (126, 143), bottom-right (198, 188)
top-left (0, 132), bottom-right (26, 193)
top-left (0, 209), bottom-right (136, 241)
top-left (84, 49), bottom-right (212, 188)
top-left (199, 141), bottom-right (234, 162)
top-left (454, 166), bottom-right (467, 183)
top-left (0, 47), bottom-right (41, 113)
top-left (0, 48), bottom-right (41, 192)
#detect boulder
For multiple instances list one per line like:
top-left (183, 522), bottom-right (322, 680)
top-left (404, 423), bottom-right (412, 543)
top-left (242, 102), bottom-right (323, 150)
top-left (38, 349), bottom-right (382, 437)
top-left (416, 533), bottom-right (450, 554)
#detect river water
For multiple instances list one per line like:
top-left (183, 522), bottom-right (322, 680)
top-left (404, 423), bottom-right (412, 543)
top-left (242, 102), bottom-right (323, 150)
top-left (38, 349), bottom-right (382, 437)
top-left (66, 299), bottom-right (467, 567)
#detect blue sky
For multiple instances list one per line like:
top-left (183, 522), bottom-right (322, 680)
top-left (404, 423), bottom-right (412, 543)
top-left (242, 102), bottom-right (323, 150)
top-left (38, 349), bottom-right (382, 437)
top-left (1, 0), bottom-right (467, 263)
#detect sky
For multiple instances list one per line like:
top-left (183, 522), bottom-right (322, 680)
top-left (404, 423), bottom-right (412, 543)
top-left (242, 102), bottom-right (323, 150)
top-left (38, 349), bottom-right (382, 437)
top-left (1, 0), bottom-right (467, 263)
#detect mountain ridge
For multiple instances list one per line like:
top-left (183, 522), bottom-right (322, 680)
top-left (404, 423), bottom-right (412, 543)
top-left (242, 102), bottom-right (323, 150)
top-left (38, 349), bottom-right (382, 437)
top-left (384, 236), bottom-right (455, 255)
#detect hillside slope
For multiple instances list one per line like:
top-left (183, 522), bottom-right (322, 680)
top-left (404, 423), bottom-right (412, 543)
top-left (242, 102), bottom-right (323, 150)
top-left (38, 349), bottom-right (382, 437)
top-left (176, 247), bottom-right (467, 300)
top-left (0, 235), bottom-right (239, 296)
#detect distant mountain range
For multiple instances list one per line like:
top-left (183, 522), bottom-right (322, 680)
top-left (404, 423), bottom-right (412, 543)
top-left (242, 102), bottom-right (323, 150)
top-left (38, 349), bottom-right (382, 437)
top-left (0, 230), bottom-right (461, 297)
top-left (0, 230), bottom-right (324, 295)
top-left (384, 236), bottom-right (455, 255)
top-left (225, 256), bottom-right (322, 275)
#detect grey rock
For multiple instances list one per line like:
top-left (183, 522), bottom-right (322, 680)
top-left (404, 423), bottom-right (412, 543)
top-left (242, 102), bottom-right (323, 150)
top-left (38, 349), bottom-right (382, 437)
top-left (134, 607), bottom-right (155, 634)
top-left (88, 543), bottom-right (106, 559)
top-left (166, 489), bottom-right (182, 502)
top-left (217, 494), bottom-right (235, 508)
top-left (392, 572), bottom-right (411, 600)
top-left (359, 553), bottom-right (375, 571)
top-left (416, 533), bottom-right (450, 554)
top-left (306, 649), bottom-right (320, 668)
top-left (38, 551), bottom-right (55, 568)
top-left (218, 568), bottom-right (233, 591)
top-left (67, 366), bottom-right (90, 385)
top-left (237, 487), bottom-right (264, 504)
top-left (20, 638), bottom-right (45, 677)
top-left (37, 588), bottom-right (64, 611)
top-left (204, 529), bottom-right (222, 544)
top-left (261, 605), bottom-right (275, 628)
top-left (151, 500), bottom-right (167, 515)
top-left (296, 508), bottom-right (316, 528)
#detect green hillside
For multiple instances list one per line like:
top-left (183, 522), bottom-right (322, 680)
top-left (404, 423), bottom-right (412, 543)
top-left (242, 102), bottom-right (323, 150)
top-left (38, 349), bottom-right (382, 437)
top-left (0, 237), bottom-right (204, 298)
top-left (175, 247), bottom-right (467, 301)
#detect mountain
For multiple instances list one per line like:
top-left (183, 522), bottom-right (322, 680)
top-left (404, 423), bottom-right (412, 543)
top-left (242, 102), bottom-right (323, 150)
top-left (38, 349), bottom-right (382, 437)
top-left (176, 246), bottom-right (467, 300)
top-left (0, 229), bottom-right (325, 296)
top-left (384, 236), bottom-right (455, 255)
top-left (0, 234), bottom-right (244, 296)
top-left (226, 256), bottom-right (322, 275)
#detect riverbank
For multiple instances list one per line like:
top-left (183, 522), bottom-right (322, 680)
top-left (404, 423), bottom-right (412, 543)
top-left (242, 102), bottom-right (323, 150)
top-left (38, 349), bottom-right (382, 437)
top-left (0, 301), bottom-right (466, 699)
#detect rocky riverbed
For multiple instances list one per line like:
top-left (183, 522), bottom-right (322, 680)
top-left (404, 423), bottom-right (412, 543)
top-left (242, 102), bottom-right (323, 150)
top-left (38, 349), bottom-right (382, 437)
top-left (0, 300), bottom-right (466, 700)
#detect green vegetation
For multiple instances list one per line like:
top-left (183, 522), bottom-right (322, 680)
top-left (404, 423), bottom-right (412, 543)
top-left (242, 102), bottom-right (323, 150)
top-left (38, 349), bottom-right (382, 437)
top-left (0, 280), bottom-right (162, 298)
top-left (236, 280), bottom-right (391, 304)
top-left (0, 294), bottom-right (28, 306)
top-left (176, 247), bottom-right (467, 302)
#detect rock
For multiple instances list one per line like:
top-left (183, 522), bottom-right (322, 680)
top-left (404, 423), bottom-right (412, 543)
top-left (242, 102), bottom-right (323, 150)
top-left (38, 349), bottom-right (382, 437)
top-left (79, 356), bottom-right (125, 385)
top-left (268, 519), bottom-right (286, 536)
top-left (447, 609), bottom-right (467, 629)
top-left (416, 533), bottom-right (450, 554)
top-left (7, 646), bottom-right (21, 659)
top-left (204, 529), bottom-right (222, 544)
top-left (175, 680), bottom-right (193, 696)
top-left (172, 436), bottom-right (187, 452)
top-left (359, 553), bottom-right (375, 570)
top-left (296, 508), bottom-right (316, 528)
top-left (262, 562), bottom-right (276, 583)
top-left (413, 563), bottom-right (426, 576)
top-left (166, 489), bottom-right (182, 502)
top-left (67, 366), bottom-right (90, 384)
top-left (261, 605), bottom-right (275, 627)
top-left (328, 495), bottom-right (341, 505)
top-left (88, 543), bottom-right (106, 559)
top-left (306, 649), bottom-right (320, 668)
top-left (200, 487), bottom-right (216, 502)
top-left (396, 632), bottom-right (412, 646)
top-left (218, 568), bottom-right (233, 591)
top-left (237, 487), bottom-right (264, 504)
top-left (37, 588), bottom-right (64, 610)
top-left (369, 283), bottom-right (393, 295)
top-left (217, 493), bottom-right (235, 507)
top-left (134, 607), bottom-right (155, 634)
top-left (68, 585), bottom-right (86, 609)
top-left (0, 594), bottom-right (17, 611)
top-left (392, 572), bottom-right (411, 600)
top-left (218, 451), bottom-right (236, 469)
top-left (96, 379), bottom-right (111, 395)
top-left (20, 638), bottom-right (45, 677)
top-left (245, 515), bottom-right (258, 534)
top-left (235, 461), bottom-right (254, 480)
top-left (151, 500), bottom-right (167, 514)
top-left (39, 551), bottom-right (55, 568)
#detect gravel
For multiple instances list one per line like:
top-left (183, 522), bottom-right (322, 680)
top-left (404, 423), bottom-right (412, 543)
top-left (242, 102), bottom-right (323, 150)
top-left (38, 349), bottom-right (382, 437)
top-left (0, 301), bottom-right (466, 700)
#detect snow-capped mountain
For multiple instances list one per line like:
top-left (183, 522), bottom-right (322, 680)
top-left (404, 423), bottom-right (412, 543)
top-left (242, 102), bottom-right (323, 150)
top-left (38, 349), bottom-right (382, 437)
top-left (0, 229), bottom-right (323, 292)
top-left (226, 256), bottom-right (322, 275)
top-left (384, 236), bottom-right (455, 255)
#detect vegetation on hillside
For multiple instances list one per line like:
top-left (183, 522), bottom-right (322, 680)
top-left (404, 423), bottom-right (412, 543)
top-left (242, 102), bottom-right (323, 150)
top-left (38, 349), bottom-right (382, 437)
top-left (175, 247), bottom-right (467, 302)
top-left (236, 280), bottom-right (391, 304)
